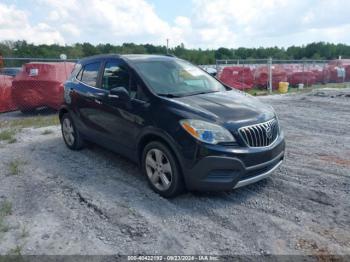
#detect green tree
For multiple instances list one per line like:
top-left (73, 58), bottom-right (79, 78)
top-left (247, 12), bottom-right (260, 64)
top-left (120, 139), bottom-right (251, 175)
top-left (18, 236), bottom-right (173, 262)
top-left (1, 40), bottom-right (350, 65)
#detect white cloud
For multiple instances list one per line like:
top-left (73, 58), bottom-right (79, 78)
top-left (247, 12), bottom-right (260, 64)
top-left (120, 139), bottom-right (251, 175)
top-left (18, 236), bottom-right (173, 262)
top-left (61, 23), bottom-right (80, 37)
top-left (0, 0), bottom-right (350, 48)
top-left (188, 0), bottom-right (350, 47)
top-left (37, 0), bottom-right (172, 44)
top-left (0, 3), bottom-right (64, 44)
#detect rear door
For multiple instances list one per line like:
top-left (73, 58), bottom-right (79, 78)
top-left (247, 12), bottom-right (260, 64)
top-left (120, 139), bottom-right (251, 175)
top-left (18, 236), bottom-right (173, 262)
top-left (72, 61), bottom-right (108, 140)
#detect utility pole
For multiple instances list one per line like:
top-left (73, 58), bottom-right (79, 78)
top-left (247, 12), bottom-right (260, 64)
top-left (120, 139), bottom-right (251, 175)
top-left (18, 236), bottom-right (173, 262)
top-left (166, 39), bottom-right (169, 54)
top-left (268, 57), bottom-right (273, 94)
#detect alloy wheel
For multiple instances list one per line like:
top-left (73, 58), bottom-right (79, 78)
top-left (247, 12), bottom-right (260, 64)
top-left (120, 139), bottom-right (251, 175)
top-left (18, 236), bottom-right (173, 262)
top-left (145, 148), bottom-right (173, 191)
top-left (62, 118), bottom-right (75, 146)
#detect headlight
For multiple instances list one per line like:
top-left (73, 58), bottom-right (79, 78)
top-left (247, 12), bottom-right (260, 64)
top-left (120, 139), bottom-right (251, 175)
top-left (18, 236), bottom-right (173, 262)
top-left (180, 119), bottom-right (235, 144)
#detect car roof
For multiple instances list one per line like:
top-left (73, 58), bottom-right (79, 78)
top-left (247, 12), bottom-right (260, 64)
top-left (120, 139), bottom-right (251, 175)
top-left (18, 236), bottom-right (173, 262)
top-left (78, 54), bottom-right (177, 65)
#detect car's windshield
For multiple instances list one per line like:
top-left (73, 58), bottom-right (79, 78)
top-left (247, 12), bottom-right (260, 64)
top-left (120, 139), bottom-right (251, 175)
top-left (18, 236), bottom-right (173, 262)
top-left (133, 59), bottom-right (226, 97)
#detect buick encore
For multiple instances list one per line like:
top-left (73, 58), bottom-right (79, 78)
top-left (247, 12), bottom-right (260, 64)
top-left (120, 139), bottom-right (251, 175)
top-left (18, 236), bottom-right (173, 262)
top-left (59, 54), bottom-right (285, 197)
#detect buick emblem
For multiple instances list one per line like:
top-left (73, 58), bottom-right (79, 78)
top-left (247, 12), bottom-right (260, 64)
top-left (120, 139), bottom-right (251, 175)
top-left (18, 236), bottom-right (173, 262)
top-left (265, 125), bottom-right (272, 139)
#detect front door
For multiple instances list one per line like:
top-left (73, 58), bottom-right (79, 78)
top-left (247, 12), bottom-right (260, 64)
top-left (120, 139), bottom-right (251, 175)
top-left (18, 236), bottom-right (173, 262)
top-left (91, 59), bottom-right (150, 156)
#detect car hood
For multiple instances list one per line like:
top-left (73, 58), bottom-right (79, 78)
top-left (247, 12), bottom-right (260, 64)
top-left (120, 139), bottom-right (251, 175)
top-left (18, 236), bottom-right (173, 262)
top-left (167, 90), bottom-right (276, 128)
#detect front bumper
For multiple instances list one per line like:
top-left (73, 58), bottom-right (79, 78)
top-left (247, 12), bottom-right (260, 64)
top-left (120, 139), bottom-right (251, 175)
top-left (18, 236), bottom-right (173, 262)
top-left (182, 134), bottom-right (285, 191)
top-left (234, 158), bottom-right (283, 189)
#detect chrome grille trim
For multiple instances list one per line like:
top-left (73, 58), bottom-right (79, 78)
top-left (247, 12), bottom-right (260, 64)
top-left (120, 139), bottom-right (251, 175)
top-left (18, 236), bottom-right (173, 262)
top-left (234, 160), bottom-right (283, 189)
top-left (239, 118), bottom-right (279, 147)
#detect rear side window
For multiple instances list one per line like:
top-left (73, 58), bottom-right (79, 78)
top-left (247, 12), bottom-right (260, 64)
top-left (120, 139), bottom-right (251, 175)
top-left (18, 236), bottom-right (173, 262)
top-left (80, 62), bottom-right (100, 87)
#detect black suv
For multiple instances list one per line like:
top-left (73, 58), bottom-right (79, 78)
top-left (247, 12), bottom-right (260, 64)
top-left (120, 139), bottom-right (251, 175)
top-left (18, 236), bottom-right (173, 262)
top-left (59, 54), bottom-right (285, 197)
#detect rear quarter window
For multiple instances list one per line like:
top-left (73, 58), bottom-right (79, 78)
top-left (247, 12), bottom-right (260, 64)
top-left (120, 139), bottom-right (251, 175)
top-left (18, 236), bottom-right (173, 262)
top-left (71, 63), bottom-right (82, 79)
top-left (80, 62), bottom-right (101, 87)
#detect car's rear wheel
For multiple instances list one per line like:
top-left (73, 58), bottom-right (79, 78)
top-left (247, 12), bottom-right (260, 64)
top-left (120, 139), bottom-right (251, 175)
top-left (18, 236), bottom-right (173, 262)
top-left (61, 113), bottom-right (84, 150)
top-left (142, 141), bottom-right (184, 198)
top-left (20, 108), bottom-right (36, 114)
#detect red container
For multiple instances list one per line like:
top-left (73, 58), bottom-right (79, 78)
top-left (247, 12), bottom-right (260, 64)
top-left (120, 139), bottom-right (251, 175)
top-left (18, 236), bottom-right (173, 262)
top-left (326, 66), bottom-right (344, 83)
top-left (327, 60), bottom-right (350, 83)
top-left (288, 71), bottom-right (316, 86)
top-left (345, 65), bottom-right (350, 81)
top-left (0, 75), bottom-right (17, 113)
top-left (253, 66), bottom-right (287, 89)
top-left (12, 62), bottom-right (75, 112)
top-left (219, 66), bottom-right (254, 90)
top-left (311, 69), bottom-right (325, 83)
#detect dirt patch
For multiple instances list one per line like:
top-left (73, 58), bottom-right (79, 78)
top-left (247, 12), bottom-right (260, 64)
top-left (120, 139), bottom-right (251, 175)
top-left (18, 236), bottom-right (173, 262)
top-left (318, 155), bottom-right (350, 167)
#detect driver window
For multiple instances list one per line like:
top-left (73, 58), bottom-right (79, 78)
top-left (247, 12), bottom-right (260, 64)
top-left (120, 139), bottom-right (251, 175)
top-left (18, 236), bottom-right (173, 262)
top-left (102, 61), bottom-right (130, 91)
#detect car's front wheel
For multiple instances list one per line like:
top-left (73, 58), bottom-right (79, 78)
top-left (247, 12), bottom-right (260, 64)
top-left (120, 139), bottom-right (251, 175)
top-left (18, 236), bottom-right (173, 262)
top-left (142, 141), bottom-right (184, 198)
top-left (61, 113), bottom-right (84, 150)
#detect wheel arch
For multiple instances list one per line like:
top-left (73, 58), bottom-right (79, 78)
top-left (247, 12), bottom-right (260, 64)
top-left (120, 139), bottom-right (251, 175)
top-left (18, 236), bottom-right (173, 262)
top-left (58, 106), bottom-right (69, 123)
top-left (137, 130), bottom-right (184, 175)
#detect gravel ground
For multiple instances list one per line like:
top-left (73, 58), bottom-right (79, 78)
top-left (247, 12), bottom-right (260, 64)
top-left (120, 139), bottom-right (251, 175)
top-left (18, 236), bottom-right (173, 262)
top-left (0, 88), bottom-right (349, 256)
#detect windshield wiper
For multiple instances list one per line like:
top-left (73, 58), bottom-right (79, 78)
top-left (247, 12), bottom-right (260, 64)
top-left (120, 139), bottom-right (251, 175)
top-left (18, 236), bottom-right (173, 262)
top-left (182, 90), bottom-right (220, 97)
top-left (157, 93), bottom-right (182, 98)
top-left (158, 90), bottom-right (220, 98)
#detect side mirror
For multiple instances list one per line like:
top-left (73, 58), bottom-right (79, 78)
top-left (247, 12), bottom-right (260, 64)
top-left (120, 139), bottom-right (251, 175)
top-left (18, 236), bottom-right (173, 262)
top-left (109, 86), bottom-right (130, 103)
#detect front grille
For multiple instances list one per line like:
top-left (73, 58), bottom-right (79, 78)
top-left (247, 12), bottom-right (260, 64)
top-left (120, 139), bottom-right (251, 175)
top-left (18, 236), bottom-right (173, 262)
top-left (239, 118), bottom-right (279, 147)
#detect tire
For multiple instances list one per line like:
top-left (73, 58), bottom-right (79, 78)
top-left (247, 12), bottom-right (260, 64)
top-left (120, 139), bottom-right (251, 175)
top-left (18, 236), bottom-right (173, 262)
top-left (142, 141), bottom-right (185, 198)
top-left (61, 113), bottom-right (84, 150)
top-left (20, 108), bottom-right (36, 114)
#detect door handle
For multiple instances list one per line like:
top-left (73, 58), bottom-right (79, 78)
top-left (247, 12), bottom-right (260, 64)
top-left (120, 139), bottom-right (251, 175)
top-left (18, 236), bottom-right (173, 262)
top-left (94, 99), bottom-right (102, 105)
top-left (108, 94), bottom-right (119, 99)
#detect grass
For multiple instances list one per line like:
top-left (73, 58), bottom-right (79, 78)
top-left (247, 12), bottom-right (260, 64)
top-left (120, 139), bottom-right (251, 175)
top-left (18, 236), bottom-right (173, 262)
top-left (0, 200), bottom-right (12, 234)
top-left (6, 245), bottom-right (23, 257)
top-left (7, 159), bottom-right (27, 176)
top-left (20, 226), bottom-right (29, 239)
top-left (312, 82), bottom-right (349, 89)
top-left (0, 200), bottom-right (12, 217)
top-left (8, 138), bottom-right (17, 144)
top-left (0, 115), bottom-right (59, 129)
top-left (0, 129), bottom-right (18, 143)
top-left (245, 82), bottom-right (349, 96)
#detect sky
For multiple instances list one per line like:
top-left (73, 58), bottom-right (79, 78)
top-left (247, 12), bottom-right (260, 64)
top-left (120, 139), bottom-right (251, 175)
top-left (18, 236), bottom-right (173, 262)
top-left (0, 0), bottom-right (350, 49)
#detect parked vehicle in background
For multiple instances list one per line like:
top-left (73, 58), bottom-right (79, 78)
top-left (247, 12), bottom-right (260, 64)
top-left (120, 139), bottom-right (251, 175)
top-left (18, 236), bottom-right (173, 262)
top-left (12, 62), bottom-right (75, 113)
top-left (59, 54), bottom-right (285, 197)
top-left (203, 67), bottom-right (217, 77)
top-left (0, 67), bottom-right (22, 77)
top-left (0, 75), bottom-right (17, 113)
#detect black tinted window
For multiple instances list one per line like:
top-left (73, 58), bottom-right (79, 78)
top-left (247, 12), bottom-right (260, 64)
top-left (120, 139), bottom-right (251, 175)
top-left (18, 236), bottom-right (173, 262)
top-left (102, 61), bottom-right (129, 90)
top-left (81, 62), bottom-right (100, 87)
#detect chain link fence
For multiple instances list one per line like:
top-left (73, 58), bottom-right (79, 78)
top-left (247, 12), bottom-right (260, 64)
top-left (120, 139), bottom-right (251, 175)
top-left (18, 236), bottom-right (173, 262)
top-left (1, 57), bottom-right (350, 115)
top-left (215, 58), bottom-right (350, 93)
